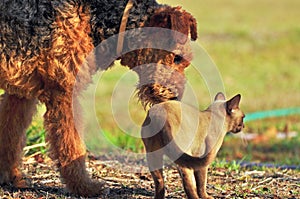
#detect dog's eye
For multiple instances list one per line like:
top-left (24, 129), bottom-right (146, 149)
top-left (174, 55), bottom-right (183, 64)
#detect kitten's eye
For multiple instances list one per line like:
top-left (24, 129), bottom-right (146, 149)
top-left (174, 55), bottom-right (183, 64)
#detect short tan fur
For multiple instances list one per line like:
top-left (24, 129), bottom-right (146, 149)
top-left (141, 92), bottom-right (245, 199)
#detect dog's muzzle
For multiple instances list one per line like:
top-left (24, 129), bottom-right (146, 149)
top-left (137, 83), bottom-right (182, 107)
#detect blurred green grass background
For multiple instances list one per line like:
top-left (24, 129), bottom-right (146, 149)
top-left (23, 0), bottom-right (300, 164)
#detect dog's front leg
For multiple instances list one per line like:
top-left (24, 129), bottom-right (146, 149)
top-left (43, 93), bottom-right (106, 197)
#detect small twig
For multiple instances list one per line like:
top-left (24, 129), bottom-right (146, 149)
top-left (257, 177), bottom-right (273, 185)
top-left (251, 184), bottom-right (265, 191)
top-left (23, 151), bottom-right (43, 164)
top-left (287, 184), bottom-right (300, 188)
top-left (23, 142), bottom-right (46, 155)
top-left (251, 177), bottom-right (275, 192)
top-left (244, 170), bottom-right (265, 176)
top-left (31, 173), bottom-right (56, 179)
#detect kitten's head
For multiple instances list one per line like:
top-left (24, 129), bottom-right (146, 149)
top-left (213, 92), bottom-right (245, 133)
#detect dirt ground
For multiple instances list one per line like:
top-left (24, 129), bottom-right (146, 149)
top-left (0, 154), bottom-right (299, 199)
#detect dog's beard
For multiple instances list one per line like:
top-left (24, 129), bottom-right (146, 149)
top-left (136, 83), bottom-right (182, 109)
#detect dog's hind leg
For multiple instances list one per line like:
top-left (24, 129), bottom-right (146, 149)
top-left (43, 93), bottom-right (106, 197)
top-left (0, 93), bottom-right (37, 187)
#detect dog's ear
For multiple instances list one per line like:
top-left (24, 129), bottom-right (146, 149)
top-left (226, 94), bottom-right (241, 114)
top-left (214, 92), bottom-right (226, 101)
top-left (169, 8), bottom-right (198, 43)
top-left (187, 12), bottom-right (198, 41)
top-left (148, 7), bottom-right (197, 43)
top-left (168, 8), bottom-right (189, 44)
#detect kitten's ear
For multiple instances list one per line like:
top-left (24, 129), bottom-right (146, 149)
top-left (226, 94), bottom-right (241, 113)
top-left (214, 92), bottom-right (226, 101)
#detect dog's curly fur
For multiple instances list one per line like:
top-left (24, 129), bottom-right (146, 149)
top-left (0, 0), bottom-right (197, 197)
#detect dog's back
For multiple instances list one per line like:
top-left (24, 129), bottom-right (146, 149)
top-left (0, 0), bottom-right (55, 54)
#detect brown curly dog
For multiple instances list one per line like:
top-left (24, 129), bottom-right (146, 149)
top-left (0, 0), bottom-right (197, 197)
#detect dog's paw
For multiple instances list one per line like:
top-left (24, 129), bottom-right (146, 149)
top-left (0, 171), bottom-right (10, 185)
top-left (13, 178), bottom-right (30, 188)
top-left (0, 168), bottom-right (29, 188)
top-left (67, 179), bottom-right (109, 197)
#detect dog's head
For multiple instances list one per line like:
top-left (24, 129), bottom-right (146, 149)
top-left (209, 92), bottom-right (245, 134)
top-left (120, 7), bottom-right (197, 108)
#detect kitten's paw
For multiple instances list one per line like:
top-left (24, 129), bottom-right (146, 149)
top-left (203, 195), bottom-right (214, 199)
top-left (199, 193), bottom-right (214, 199)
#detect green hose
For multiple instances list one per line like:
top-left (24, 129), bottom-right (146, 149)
top-left (245, 107), bottom-right (300, 122)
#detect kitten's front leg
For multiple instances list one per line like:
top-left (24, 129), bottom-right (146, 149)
top-left (194, 166), bottom-right (213, 199)
top-left (146, 152), bottom-right (165, 199)
top-left (150, 169), bottom-right (165, 199)
top-left (178, 167), bottom-right (199, 199)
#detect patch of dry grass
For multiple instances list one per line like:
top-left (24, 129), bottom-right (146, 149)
top-left (0, 155), bottom-right (299, 199)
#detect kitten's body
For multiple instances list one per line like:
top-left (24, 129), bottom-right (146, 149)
top-left (141, 93), bottom-right (244, 199)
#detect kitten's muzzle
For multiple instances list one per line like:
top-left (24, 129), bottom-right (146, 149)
top-left (232, 121), bottom-right (244, 134)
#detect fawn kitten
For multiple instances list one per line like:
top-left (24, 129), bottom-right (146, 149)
top-left (141, 92), bottom-right (245, 199)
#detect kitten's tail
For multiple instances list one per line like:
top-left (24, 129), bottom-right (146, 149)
top-left (174, 153), bottom-right (212, 169)
top-left (164, 141), bottom-right (212, 169)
